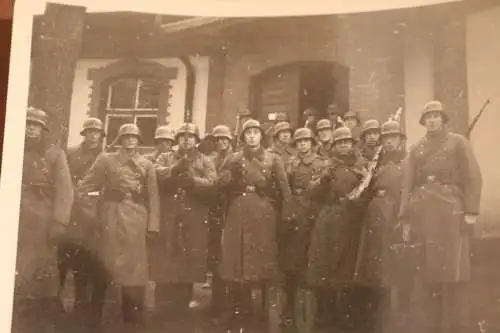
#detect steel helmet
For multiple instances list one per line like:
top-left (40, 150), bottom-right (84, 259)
top-left (343, 110), bottom-right (361, 123)
top-left (361, 119), bottom-right (381, 139)
top-left (381, 120), bottom-right (406, 139)
top-left (274, 121), bottom-right (292, 137)
top-left (80, 117), bottom-right (105, 136)
top-left (292, 127), bottom-right (317, 146)
top-left (333, 126), bottom-right (354, 143)
top-left (154, 126), bottom-right (175, 142)
top-left (240, 119), bottom-right (264, 141)
top-left (316, 119), bottom-right (333, 132)
top-left (175, 123), bottom-right (200, 142)
top-left (26, 107), bottom-right (49, 130)
top-left (419, 100), bottom-right (448, 125)
top-left (303, 108), bottom-right (318, 118)
top-left (117, 123), bottom-right (142, 142)
top-left (211, 125), bottom-right (233, 141)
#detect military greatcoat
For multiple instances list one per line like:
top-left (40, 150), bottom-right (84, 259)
top-left (398, 130), bottom-right (482, 283)
top-left (354, 149), bottom-right (406, 287)
top-left (77, 148), bottom-right (160, 286)
top-left (306, 152), bottom-right (366, 288)
top-left (218, 146), bottom-right (292, 283)
top-left (16, 141), bottom-right (74, 298)
top-left (151, 149), bottom-right (217, 283)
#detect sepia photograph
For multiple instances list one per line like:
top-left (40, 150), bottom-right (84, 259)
top-left (2, 0), bottom-right (500, 332)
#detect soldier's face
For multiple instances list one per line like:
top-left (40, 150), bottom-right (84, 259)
top-left (423, 112), bottom-right (444, 132)
top-left (364, 131), bottom-right (380, 146)
top-left (121, 135), bottom-right (139, 149)
top-left (244, 128), bottom-right (262, 147)
top-left (157, 139), bottom-right (174, 153)
top-left (382, 135), bottom-right (401, 152)
top-left (345, 118), bottom-right (357, 130)
top-left (216, 137), bottom-right (231, 151)
top-left (178, 134), bottom-right (197, 150)
top-left (84, 129), bottom-right (102, 147)
top-left (335, 139), bottom-right (353, 155)
top-left (318, 128), bottom-right (332, 143)
top-left (26, 122), bottom-right (43, 139)
top-left (296, 139), bottom-right (312, 154)
top-left (277, 130), bottom-right (292, 145)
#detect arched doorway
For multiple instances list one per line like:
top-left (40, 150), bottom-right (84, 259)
top-left (249, 61), bottom-right (349, 127)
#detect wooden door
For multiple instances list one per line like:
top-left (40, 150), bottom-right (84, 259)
top-left (253, 65), bottom-right (301, 127)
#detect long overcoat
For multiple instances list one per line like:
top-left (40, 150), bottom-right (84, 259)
top-left (150, 149), bottom-right (216, 283)
top-left (64, 143), bottom-right (102, 254)
top-left (16, 141), bottom-right (74, 299)
top-left (306, 152), bottom-right (366, 288)
top-left (279, 151), bottom-right (326, 274)
top-left (268, 143), bottom-right (296, 166)
top-left (354, 150), bottom-right (406, 287)
top-left (77, 148), bottom-right (160, 287)
top-left (207, 148), bottom-right (233, 270)
top-left (218, 146), bottom-right (292, 283)
top-left (398, 130), bottom-right (482, 283)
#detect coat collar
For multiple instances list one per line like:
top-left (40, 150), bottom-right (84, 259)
top-left (297, 151), bottom-right (317, 165)
top-left (243, 145), bottom-right (266, 161)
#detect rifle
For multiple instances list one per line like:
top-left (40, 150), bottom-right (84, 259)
top-left (234, 113), bottom-right (241, 148)
top-left (467, 99), bottom-right (491, 139)
top-left (346, 107), bottom-right (403, 201)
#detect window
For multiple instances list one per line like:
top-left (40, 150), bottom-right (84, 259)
top-left (103, 77), bottom-right (162, 147)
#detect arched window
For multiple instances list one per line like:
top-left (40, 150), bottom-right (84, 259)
top-left (103, 77), bottom-right (162, 147)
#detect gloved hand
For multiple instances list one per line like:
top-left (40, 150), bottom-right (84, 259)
top-left (230, 159), bottom-right (244, 175)
top-left (177, 171), bottom-right (195, 188)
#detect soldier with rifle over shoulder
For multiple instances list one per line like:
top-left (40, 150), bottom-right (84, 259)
top-left (398, 100), bottom-right (482, 333)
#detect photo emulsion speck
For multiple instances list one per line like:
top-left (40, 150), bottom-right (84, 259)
top-left (9, 0), bottom-right (500, 332)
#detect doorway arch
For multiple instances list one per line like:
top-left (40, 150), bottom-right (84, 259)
top-left (248, 60), bottom-right (350, 127)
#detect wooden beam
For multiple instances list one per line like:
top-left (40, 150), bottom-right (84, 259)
top-left (29, 3), bottom-right (86, 147)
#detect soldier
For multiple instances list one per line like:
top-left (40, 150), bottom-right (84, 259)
top-left (359, 119), bottom-right (381, 160)
top-left (305, 126), bottom-right (367, 332)
top-left (353, 119), bottom-right (407, 332)
top-left (205, 125), bottom-right (234, 316)
top-left (59, 117), bottom-right (106, 329)
top-left (268, 121), bottom-right (296, 165)
top-left (279, 127), bottom-right (326, 331)
top-left (151, 123), bottom-right (217, 321)
top-left (326, 103), bottom-right (342, 129)
top-left (12, 107), bottom-right (74, 333)
top-left (343, 110), bottom-right (362, 144)
top-left (217, 119), bottom-right (292, 326)
top-left (77, 123), bottom-right (160, 330)
top-left (143, 126), bottom-right (175, 162)
top-left (315, 119), bottom-right (335, 158)
top-left (302, 108), bottom-right (318, 131)
top-left (398, 100), bottom-right (482, 333)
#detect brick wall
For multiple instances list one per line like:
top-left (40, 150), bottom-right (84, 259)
top-left (215, 16), bottom-right (337, 129)
top-left (335, 10), bottom-right (406, 124)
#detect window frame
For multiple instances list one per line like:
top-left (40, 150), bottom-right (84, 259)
top-left (102, 76), bottom-right (162, 149)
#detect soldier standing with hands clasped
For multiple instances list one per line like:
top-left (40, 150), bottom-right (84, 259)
top-left (217, 119), bottom-right (292, 327)
top-left (398, 100), bottom-right (482, 333)
top-left (77, 123), bottom-right (160, 331)
top-left (12, 107), bottom-right (74, 333)
top-left (151, 123), bottom-right (217, 321)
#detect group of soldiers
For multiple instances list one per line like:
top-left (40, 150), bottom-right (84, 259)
top-left (13, 99), bottom-right (482, 333)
